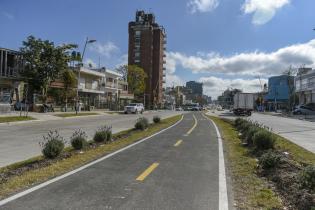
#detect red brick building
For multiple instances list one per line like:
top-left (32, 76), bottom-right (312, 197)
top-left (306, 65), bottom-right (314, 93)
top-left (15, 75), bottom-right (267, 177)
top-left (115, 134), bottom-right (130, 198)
top-left (128, 11), bottom-right (166, 108)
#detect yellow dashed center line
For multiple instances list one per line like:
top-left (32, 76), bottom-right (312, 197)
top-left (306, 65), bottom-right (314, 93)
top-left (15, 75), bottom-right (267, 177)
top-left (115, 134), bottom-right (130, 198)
top-left (136, 162), bottom-right (159, 181)
top-left (174, 140), bottom-right (183, 147)
top-left (186, 114), bottom-right (198, 135)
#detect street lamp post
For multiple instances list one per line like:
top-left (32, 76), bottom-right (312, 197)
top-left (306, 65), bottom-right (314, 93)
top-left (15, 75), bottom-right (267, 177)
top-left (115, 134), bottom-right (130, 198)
top-left (274, 87), bottom-right (278, 112)
top-left (76, 37), bottom-right (96, 114)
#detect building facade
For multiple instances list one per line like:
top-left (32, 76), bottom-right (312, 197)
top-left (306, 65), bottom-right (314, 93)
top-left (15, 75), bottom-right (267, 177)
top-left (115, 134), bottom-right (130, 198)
top-left (75, 67), bottom-right (134, 111)
top-left (103, 69), bottom-right (134, 110)
top-left (218, 88), bottom-right (242, 109)
top-left (185, 81), bottom-right (203, 102)
top-left (128, 10), bottom-right (166, 108)
top-left (186, 81), bottom-right (203, 96)
top-left (0, 48), bottom-right (24, 105)
top-left (265, 75), bottom-right (294, 110)
top-left (77, 67), bottom-right (106, 110)
top-left (295, 68), bottom-right (315, 104)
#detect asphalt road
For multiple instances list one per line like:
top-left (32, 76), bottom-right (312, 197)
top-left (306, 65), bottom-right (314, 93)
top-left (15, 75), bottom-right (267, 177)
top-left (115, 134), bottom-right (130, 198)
top-left (209, 110), bottom-right (315, 153)
top-left (1, 112), bottom-right (224, 210)
top-left (0, 111), bottom-right (181, 167)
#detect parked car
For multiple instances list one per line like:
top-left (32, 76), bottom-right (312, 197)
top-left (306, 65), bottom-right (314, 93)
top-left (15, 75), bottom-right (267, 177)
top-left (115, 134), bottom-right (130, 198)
top-left (0, 94), bottom-right (11, 113)
top-left (124, 103), bottom-right (144, 114)
top-left (183, 106), bottom-right (192, 111)
top-left (216, 105), bottom-right (223, 111)
top-left (293, 104), bottom-right (315, 115)
top-left (175, 107), bottom-right (183, 111)
top-left (191, 106), bottom-right (201, 111)
top-left (14, 101), bottom-right (31, 111)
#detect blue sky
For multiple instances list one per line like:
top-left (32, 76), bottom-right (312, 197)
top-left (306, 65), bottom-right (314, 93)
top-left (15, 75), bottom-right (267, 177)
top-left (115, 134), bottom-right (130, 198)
top-left (1, 0), bottom-right (315, 98)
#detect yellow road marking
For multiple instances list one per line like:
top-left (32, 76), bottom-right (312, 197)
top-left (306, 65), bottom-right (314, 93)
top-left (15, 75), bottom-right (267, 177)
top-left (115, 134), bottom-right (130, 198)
top-left (174, 140), bottom-right (183, 147)
top-left (186, 114), bottom-right (197, 135)
top-left (136, 163), bottom-right (159, 181)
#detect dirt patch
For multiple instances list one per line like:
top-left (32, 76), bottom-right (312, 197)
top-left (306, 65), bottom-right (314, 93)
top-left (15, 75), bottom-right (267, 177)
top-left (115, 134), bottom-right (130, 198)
top-left (258, 151), bottom-right (315, 210)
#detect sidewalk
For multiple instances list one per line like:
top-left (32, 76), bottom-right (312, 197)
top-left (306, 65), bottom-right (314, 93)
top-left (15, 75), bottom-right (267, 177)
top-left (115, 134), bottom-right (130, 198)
top-left (0, 109), bottom-right (161, 124)
top-left (0, 110), bottom-right (108, 123)
top-left (259, 111), bottom-right (315, 122)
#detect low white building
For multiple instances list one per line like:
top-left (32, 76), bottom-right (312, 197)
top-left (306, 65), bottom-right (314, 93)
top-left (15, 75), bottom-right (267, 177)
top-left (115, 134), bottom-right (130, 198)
top-left (76, 67), bottom-right (134, 110)
top-left (102, 69), bottom-right (133, 110)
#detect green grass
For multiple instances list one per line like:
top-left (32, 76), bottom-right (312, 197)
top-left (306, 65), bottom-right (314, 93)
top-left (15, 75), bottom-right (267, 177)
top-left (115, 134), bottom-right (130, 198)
top-left (208, 116), bottom-right (282, 210)
top-left (275, 134), bottom-right (315, 166)
top-left (0, 114), bottom-right (182, 199)
top-left (0, 116), bottom-right (35, 123)
top-left (104, 111), bottom-right (121, 115)
top-left (55, 112), bottom-right (99, 118)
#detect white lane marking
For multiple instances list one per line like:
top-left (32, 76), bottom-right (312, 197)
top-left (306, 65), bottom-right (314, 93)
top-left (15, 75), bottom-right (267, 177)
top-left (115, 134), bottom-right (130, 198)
top-left (0, 115), bottom-right (184, 207)
top-left (202, 114), bottom-right (229, 210)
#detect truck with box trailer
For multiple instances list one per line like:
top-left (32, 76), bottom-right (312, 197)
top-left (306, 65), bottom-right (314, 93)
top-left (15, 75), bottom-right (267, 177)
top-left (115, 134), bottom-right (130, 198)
top-left (233, 93), bottom-right (254, 116)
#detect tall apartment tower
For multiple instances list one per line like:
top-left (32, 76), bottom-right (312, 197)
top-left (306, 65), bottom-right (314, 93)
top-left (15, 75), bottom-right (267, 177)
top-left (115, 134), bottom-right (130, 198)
top-left (128, 11), bottom-right (166, 108)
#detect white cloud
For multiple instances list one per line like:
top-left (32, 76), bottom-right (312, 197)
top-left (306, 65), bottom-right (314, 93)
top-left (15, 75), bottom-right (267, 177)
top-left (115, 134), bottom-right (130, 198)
top-left (2, 11), bottom-right (14, 20)
top-left (115, 54), bottom-right (128, 68)
top-left (84, 58), bottom-right (97, 68)
top-left (166, 74), bottom-right (184, 87)
top-left (242, 0), bottom-right (290, 25)
top-left (165, 52), bottom-right (177, 74)
top-left (199, 76), bottom-right (267, 98)
top-left (89, 41), bottom-right (119, 58)
top-left (167, 39), bottom-right (315, 76)
top-left (164, 52), bottom-right (184, 87)
top-left (187, 0), bottom-right (219, 13)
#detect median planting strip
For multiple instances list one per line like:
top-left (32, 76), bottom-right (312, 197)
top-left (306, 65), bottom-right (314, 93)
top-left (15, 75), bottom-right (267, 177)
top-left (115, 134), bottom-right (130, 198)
top-left (54, 112), bottom-right (99, 118)
top-left (0, 116), bottom-right (35, 123)
top-left (0, 115), bottom-right (182, 200)
top-left (207, 116), bottom-right (282, 209)
top-left (209, 115), bottom-right (315, 210)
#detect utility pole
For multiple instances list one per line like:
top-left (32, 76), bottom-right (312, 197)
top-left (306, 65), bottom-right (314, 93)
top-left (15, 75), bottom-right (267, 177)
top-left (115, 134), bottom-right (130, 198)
top-left (76, 37), bottom-right (96, 114)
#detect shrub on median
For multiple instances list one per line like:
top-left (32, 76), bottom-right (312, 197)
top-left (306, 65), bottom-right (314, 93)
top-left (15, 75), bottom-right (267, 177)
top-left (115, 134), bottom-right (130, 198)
top-left (235, 118), bottom-right (245, 128)
top-left (235, 119), bottom-right (251, 133)
top-left (253, 130), bottom-right (275, 151)
top-left (235, 118), bottom-right (248, 130)
top-left (93, 125), bottom-right (112, 143)
top-left (153, 115), bottom-right (161, 124)
top-left (135, 117), bottom-right (149, 130)
top-left (39, 130), bottom-right (65, 159)
top-left (300, 165), bottom-right (315, 192)
top-left (245, 125), bottom-right (262, 146)
top-left (70, 129), bottom-right (88, 150)
top-left (259, 150), bottom-right (281, 170)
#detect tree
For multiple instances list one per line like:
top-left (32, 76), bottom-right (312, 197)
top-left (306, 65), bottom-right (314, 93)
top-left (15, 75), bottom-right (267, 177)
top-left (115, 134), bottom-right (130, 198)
top-left (115, 64), bottom-right (128, 81)
top-left (61, 69), bottom-right (77, 112)
top-left (127, 65), bottom-right (147, 100)
top-left (70, 51), bottom-right (81, 67)
top-left (283, 66), bottom-right (297, 112)
top-left (20, 36), bottom-right (77, 102)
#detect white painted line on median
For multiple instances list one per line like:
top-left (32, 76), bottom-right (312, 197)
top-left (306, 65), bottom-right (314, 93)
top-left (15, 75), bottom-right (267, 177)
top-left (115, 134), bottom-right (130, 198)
top-left (0, 114), bottom-right (184, 207)
top-left (202, 114), bottom-right (229, 210)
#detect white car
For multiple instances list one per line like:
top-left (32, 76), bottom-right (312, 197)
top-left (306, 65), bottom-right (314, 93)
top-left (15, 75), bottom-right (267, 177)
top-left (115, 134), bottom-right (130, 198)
top-left (175, 107), bottom-right (183, 111)
top-left (124, 103), bottom-right (144, 114)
